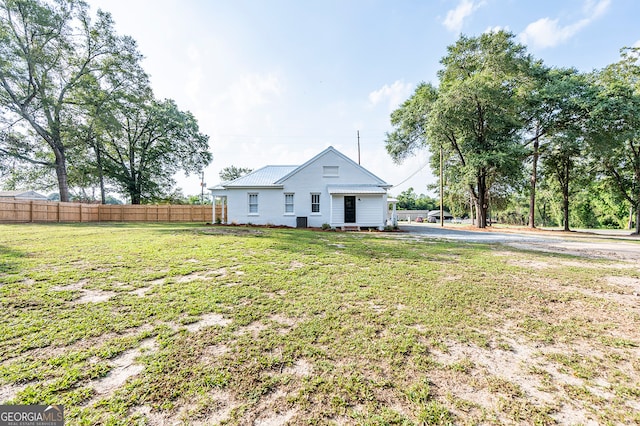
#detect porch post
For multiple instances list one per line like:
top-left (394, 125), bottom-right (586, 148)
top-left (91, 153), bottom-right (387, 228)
top-left (392, 201), bottom-right (397, 226)
top-left (223, 196), bottom-right (227, 224)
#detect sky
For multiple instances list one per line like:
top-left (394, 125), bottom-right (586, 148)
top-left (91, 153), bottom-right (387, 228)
top-left (85, 0), bottom-right (640, 198)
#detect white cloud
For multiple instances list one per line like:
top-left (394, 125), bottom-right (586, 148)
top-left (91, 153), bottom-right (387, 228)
top-left (368, 80), bottom-right (413, 112)
top-left (583, 0), bottom-right (611, 18)
top-left (519, 0), bottom-right (611, 49)
top-left (442, 0), bottom-right (485, 33)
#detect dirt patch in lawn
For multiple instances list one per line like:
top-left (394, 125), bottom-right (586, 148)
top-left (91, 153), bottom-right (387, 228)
top-left (185, 313), bottom-right (232, 332)
top-left (52, 280), bottom-right (116, 303)
top-left (507, 239), bottom-right (640, 262)
top-left (605, 275), bottom-right (640, 295)
top-left (90, 338), bottom-right (158, 398)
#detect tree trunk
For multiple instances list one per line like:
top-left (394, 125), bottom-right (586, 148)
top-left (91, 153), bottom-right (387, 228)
top-left (469, 193), bottom-right (475, 226)
top-left (96, 146), bottom-right (106, 204)
top-left (635, 204), bottom-right (640, 235)
top-left (130, 192), bottom-right (141, 204)
top-left (529, 135), bottom-right (539, 228)
top-left (562, 192), bottom-right (570, 231)
top-left (476, 174), bottom-right (488, 228)
top-left (130, 179), bottom-right (141, 204)
top-left (562, 163), bottom-right (570, 232)
top-left (54, 149), bottom-right (70, 202)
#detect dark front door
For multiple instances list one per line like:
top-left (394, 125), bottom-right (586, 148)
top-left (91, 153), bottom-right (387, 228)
top-left (344, 196), bottom-right (356, 223)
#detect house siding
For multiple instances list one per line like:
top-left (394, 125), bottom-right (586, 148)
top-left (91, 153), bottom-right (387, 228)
top-left (280, 150), bottom-right (385, 228)
top-left (330, 194), bottom-right (387, 227)
top-left (211, 147), bottom-right (390, 229)
top-left (225, 188), bottom-right (290, 225)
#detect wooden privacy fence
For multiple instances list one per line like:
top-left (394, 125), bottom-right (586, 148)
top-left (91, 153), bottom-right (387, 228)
top-left (0, 199), bottom-right (224, 223)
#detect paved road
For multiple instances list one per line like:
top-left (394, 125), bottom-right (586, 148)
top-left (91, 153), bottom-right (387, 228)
top-left (399, 223), bottom-right (640, 261)
top-left (400, 223), bottom-right (557, 243)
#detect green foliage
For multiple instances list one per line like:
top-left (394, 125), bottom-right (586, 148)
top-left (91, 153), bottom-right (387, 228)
top-left (385, 33), bottom-right (640, 232)
top-left (387, 31), bottom-right (535, 228)
top-left (219, 166), bottom-right (253, 182)
top-left (587, 47), bottom-right (640, 233)
top-left (395, 187), bottom-right (438, 210)
top-left (94, 98), bottom-right (211, 204)
top-left (0, 0), bottom-right (145, 201)
top-left (0, 0), bottom-right (211, 204)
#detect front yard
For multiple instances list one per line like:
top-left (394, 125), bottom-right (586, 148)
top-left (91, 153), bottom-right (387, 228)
top-left (0, 223), bottom-right (638, 424)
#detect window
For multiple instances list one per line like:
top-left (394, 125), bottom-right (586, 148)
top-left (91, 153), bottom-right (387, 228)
top-left (284, 193), bottom-right (294, 213)
top-left (311, 193), bottom-right (320, 213)
top-left (248, 193), bottom-right (258, 214)
top-left (323, 166), bottom-right (339, 177)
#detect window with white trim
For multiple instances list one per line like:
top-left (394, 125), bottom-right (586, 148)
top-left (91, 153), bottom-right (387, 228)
top-left (248, 193), bottom-right (258, 214)
top-left (284, 193), bottom-right (294, 213)
top-left (311, 193), bottom-right (320, 213)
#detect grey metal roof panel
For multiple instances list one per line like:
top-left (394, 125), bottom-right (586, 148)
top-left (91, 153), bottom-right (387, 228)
top-left (0, 190), bottom-right (48, 199)
top-left (327, 185), bottom-right (387, 194)
top-left (222, 165), bottom-right (298, 187)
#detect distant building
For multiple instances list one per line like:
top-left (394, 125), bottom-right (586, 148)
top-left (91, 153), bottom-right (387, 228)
top-left (0, 190), bottom-right (48, 200)
top-left (427, 209), bottom-right (454, 223)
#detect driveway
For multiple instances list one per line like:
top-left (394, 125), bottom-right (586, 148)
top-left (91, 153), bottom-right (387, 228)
top-left (399, 223), bottom-right (640, 262)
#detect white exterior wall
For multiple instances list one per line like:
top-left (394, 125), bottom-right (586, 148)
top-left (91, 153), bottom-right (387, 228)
top-left (280, 150), bottom-right (385, 228)
top-left (223, 188), bottom-right (294, 226)
top-left (330, 194), bottom-right (387, 227)
top-left (212, 149), bottom-right (389, 228)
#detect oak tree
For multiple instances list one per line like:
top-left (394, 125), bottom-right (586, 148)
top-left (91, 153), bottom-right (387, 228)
top-left (0, 0), bottom-right (144, 201)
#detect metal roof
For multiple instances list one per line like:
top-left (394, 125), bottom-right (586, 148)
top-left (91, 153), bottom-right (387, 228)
top-left (209, 147), bottom-right (391, 191)
top-left (0, 190), bottom-right (48, 199)
top-left (427, 210), bottom-right (453, 217)
top-left (221, 165), bottom-right (298, 187)
top-left (327, 185), bottom-right (387, 194)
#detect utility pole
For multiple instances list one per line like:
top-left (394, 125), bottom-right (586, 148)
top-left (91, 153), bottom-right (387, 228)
top-left (200, 171), bottom-right (205, 205)
top-left (440, 145), bottom-right (444, 227)
top-left (357, 130), bottom-right (361, 165)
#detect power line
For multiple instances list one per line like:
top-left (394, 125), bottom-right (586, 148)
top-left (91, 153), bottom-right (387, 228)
top-left (392, 161), bottom-right (430, 188)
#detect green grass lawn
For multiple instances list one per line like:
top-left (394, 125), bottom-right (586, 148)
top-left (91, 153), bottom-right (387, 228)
top-left (0, 223), bottom-right (639, 425)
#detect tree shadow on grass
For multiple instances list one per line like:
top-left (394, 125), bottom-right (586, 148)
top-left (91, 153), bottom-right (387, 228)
top-left (0, 244), bottom-right (26, 275)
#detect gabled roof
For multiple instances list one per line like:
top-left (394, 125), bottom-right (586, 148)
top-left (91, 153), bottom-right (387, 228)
top-left (274, 146), bottom-right (391, 187)
top-left (219, 165), bottom-right (297, 188)
top-left (210, 146), bottom-right (390, 190)
top-left (0, 190), bottom-right (48, 200)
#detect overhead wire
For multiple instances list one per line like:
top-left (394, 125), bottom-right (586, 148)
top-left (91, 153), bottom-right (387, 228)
top-left (391, 161), bottom-right (430, 189)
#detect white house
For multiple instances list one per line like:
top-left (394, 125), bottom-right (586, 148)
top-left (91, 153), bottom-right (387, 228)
top-left (210, 146), bottom-right (394, 229)
top-left (0, 190), bottom-right (48, 200)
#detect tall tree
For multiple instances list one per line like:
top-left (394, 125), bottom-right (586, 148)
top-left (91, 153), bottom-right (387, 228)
top-left (525, 68), bottom-right (594, 229)
top-left (97, 97), bottom-right (211, 204)
top-left (0, 0), bottom-right (143, 201)
top-left (386, 31), bottom-right (535, 228)
top-left (219, 165), bottom-right (253, 182)
top-left (588, 47), bottom-right (640, 234)
top-left (523, 66), bottom-right (572, 228)
top-left (542, 130), bottom-right (587, 231)
top-left (71, 56), bottom-right (150, 203)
